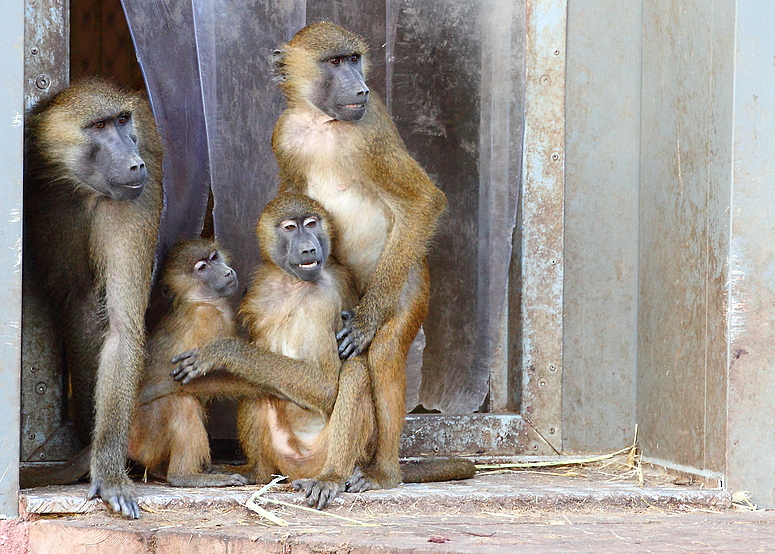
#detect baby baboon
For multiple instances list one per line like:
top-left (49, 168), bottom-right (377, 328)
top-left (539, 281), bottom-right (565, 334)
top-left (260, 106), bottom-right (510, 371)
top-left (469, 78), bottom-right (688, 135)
top-left (129, 239), bottom-right (248, 487)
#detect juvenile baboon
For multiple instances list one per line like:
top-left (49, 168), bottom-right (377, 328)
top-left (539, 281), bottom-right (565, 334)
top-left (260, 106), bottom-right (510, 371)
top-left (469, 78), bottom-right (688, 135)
top-left (128, 239), bottom-right (248, 488)
top-left (173, 194), bottom-right (474, 509)
top-left (24, 78), bottom-right (163, 518)
top-left (271, 22), bottom-right (448, 492)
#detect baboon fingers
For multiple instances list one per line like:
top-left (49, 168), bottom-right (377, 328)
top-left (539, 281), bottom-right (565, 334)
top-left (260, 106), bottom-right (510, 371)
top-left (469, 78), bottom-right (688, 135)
top-left (88, 479), bottom-right (140, 519)
top-left (170, 349), bottom-right (197, 364)
top-left (292, 478), bottom-right (345, 510)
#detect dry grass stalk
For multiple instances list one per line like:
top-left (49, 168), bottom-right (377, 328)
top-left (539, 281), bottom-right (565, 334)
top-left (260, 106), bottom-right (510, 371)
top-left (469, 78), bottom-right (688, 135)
top-left (244, 475), bottom-right (375, 526)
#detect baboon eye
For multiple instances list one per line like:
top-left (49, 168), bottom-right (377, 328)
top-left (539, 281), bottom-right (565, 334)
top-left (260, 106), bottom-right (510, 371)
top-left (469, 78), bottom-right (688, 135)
top-left (329, 57), bottom-right (341, 66)
top-left (194, 260), bottom-right (208, 271)
top-left (93, 121), bottom-right (106, 129)
top-left (281, 220), bottom-right (298, 231)
top-left (350, 54), bottom-right (359, 63)
top-left (303, 217), bottom-right (317, 228)
top-left (117, 115), bottom-right (129, 125)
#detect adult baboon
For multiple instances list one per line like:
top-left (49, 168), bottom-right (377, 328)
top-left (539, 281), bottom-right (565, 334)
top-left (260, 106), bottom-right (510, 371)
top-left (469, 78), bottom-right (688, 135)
top-left (25, 78), bottom-right (163, 518)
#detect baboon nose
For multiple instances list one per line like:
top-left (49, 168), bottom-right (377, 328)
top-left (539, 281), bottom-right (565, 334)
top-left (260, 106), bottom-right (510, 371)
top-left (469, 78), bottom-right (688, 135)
top-left (130, 162), bottom-right (145, 172)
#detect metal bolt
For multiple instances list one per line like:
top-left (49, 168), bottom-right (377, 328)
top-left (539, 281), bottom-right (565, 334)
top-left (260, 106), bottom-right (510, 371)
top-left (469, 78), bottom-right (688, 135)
top-left (550, 259), bottom-right (557, 265)
top-left (548, 427), bottom-right (556, 435)
top-left (553, 48), bottom-right (560, 56)
top-left (549, 364), bottom-right (557, 372)
top-left (27, 433), bottom-right (35, 441)
top-left (39, 453), bottom-right (47, 460)
top-left (29, 366), bottom-right (37, 373)
top-left (35, 382), bottom-right (47, 394)
top-left (35, 74), bottom-right (50, 91)
top-left (433, 445), bottom-right (440, 453)
top-left (539, 74), bottom-right (552, 86)
top-left (551, 152), bottom-right (560, 162)
top-left (531, 443), bottom-right (539, 451)
top-left (538, 378), bottom-right (548, 388)
top-left (31, 47), bottom-right (39, 56)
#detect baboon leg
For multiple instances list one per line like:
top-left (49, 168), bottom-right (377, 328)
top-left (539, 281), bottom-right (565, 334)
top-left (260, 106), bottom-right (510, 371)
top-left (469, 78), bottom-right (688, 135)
top-left (166, 396), bottom-right (248, 487)
top-left (237, 398), bottom-right (278, 484)
top-left (361, 270), bottom-right (429, 489)
top-left (293, 356), bottom-right (374, 508)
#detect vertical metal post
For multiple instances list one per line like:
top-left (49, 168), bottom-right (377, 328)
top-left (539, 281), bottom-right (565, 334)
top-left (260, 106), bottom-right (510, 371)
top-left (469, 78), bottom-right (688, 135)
top-left (0, 0), bottom-right (25, 519)
top-left (519, 0), bottom-right (566, 453)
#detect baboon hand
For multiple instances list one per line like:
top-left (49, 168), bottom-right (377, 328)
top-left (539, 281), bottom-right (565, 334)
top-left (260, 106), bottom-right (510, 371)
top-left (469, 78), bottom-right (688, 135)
top-left (336, 310), bottom-right (376, 359)
top-left (170, 349), bottom-right (210, 384)
top-left (88, 474), bottom-right (140, 519)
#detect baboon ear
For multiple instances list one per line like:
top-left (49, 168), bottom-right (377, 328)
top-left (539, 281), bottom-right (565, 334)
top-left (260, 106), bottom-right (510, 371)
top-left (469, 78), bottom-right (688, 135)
top-left (270, 49), bottom-right (288, 82)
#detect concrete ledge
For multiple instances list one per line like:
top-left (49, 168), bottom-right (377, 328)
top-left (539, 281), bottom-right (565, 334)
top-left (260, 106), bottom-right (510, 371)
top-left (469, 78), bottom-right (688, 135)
top-left (21, 471), bottom-right (730, 517)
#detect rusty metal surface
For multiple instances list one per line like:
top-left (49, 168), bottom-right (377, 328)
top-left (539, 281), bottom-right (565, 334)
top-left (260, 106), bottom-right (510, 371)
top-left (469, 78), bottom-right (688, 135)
top-left (516, 0), bottom-right (566, 454)
top-left (1, 0), bottom-right (24, 518)
top-left (637, 0), bottom-right (732, 475)
top-left (562, 0), bottom-right (640, 452)
top-left (725, 1), bottom-right (775, 508)
top-left (21, 0), bottom-right (76, 470)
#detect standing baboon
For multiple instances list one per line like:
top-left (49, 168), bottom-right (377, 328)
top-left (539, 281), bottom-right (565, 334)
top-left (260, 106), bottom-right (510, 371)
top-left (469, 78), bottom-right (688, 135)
top-left (173, 194), bottom-right (473, 509)
top-left (271, 22), bottom-right (447, 493)
top-left (24, 78), bottom-right (163, 518)
top-left (129, 239), bottom-right (248, 488)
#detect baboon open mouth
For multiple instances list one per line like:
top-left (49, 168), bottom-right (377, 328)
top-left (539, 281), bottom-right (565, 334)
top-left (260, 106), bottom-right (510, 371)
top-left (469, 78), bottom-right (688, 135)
top-left (341, 103), bottom-right (365, 109)
top-left (298, 261), bottom-right (320, 269)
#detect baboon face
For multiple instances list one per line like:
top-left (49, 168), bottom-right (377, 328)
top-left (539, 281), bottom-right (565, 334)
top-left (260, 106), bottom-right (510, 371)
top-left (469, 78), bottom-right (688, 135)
top-left (191, 249), bottom-right (239, 298)
top-left (74, 112), bottom-right (148, 201)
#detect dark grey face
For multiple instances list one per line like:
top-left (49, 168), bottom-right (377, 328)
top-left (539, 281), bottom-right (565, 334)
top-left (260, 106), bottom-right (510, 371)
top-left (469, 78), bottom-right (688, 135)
top-left (74, 112), bottom-right (148, 201)
top-left (311, 53), bottom-right (369, 122)
top-left (275, 214), bottom-right (329, 282)
top-left (193, 250), bottom-right (239, 297)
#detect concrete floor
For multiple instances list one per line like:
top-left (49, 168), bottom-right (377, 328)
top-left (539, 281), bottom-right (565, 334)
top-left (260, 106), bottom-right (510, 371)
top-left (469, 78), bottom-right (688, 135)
top-left (6, 462), bottom-right (773, 553)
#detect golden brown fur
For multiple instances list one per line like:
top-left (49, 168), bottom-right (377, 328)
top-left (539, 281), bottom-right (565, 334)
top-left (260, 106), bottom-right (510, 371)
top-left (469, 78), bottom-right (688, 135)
top-left (24, 79), bottom-right (163, 517)
top-left (272, 22), bottom-right (448, 490)
top-left (128, 239), bottom-right (248, 487)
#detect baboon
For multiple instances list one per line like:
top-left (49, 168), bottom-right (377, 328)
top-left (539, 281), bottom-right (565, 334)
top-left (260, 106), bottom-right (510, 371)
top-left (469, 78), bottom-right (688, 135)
top-left (271, 22), bottom-right (448, 492)
top-left (24, 78), bottom-right (163, 518)
top-left (173, 194), bottom-right (474, 509)
top-left (128, 239), bottom-right (249, 487)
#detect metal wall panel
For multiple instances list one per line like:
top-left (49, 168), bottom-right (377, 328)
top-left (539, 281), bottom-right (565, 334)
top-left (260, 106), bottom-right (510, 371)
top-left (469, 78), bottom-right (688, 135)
top-left (726, 1), bottom-right (775, 508)
top-left (637, 0), bottom-right (732, 473)
top-left (0, 0), bottom-right (24, 518)
top-left (563, 0), bottom-right (641, 451)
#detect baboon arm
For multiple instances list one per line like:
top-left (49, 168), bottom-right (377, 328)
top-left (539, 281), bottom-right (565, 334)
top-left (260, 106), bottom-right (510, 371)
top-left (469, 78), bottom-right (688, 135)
top-left (337, 184), bottom-right (446, 358)
top-left (172, 338), bottom-right (337, 416)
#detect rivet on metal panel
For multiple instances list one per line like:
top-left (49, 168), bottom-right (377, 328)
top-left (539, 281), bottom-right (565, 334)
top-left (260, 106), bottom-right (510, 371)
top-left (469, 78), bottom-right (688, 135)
top-left (550, 259), bottom-right (558, 265)
top-left (27, 433), bottom-right (35, 441)
top-left (29, 366), bottom-right (37, 373)
top-left (551, 152), bottom-right (560, 162)
top-left (553, 48), bottom-right (560, 56)
top-left (35, 74), bottom-right (50, 91)
top-left (530, 443), bottom-right (540, 451)
top-left (548, 427), bottom-right (556, 434)
top-left (538, 378), bottom-right (548, 388)
top-left (39, 453), bottom-right (46, 460)
top-left (539, 74), bottom-right (552, 86)
top-left (30, 47), bottom-right (39, 56)
top-left (549, 364), bottom-right (557, 372)
top-left (35, 382), bottom-right (47, 394)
